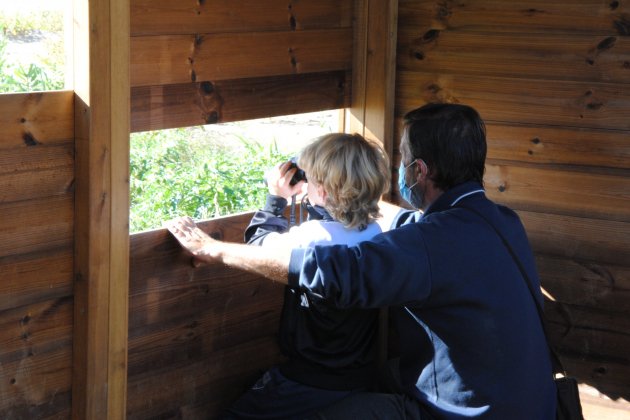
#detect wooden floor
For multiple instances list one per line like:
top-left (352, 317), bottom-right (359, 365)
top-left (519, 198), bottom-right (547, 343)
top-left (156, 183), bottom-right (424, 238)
top-left (579, 385), bottom-right (630, 420)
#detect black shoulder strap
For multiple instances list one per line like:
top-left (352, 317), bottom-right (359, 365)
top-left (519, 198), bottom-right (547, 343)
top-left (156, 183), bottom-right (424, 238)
top-left (457, 202), bottom-right (565, 375)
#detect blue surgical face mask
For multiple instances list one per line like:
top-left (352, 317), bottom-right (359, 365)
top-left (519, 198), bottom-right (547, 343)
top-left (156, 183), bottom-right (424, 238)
top-left (398, 160), bottom-right (417, 203)
top-left (398, 160), bottom-right (426, 209)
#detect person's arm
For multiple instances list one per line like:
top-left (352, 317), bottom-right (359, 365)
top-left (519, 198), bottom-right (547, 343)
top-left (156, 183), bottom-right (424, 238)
top-left (244, 195), bottom-right (289, 244)
top-left (166, 207), bottom-right (430, 308)
top-left (166, 216), bottom-right (291, 284)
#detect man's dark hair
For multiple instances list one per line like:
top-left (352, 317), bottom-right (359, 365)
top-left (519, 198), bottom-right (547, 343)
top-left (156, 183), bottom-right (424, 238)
top-left (403, 103), bottom-right (487, 191)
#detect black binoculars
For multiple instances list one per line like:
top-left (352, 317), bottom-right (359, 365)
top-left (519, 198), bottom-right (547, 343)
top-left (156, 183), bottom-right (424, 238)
top-left (288, 157), bottom-right (307, 186)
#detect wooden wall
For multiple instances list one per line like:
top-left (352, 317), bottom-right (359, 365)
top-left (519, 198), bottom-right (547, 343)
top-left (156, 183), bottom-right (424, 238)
top-left (126, 0), bottom-right (354, 418)
top-left (129, 0), bottom-right (352, 132)
top-left (394, 0), bottom-right (630, 416)
top-left (2, 0), bottom-right (629, 419)
top-left (0, 92), bottom-right (75, 418)
top-left (128, 214), bottom-right (285, 418)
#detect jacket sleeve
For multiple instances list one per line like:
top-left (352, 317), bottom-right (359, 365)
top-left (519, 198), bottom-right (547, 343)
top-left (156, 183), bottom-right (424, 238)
top-left (244, 195), bottom-right (289, 245)
top-left (288, 223), bottom-right (433, 309)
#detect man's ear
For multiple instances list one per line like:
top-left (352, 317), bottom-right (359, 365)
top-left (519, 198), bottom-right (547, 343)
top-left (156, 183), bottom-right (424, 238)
top-left (417, 159), bottom-right (429, 181)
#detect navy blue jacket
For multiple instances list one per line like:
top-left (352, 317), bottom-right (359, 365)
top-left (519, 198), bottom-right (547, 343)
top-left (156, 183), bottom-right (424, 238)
top-left (288, 182), bottom-right (557, 419)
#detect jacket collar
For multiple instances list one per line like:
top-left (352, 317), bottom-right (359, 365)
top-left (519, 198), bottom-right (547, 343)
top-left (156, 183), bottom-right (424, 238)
top-left (301, 197), bottom-right (334, 221)
top-left (423, 181), bottom-right (485, 216)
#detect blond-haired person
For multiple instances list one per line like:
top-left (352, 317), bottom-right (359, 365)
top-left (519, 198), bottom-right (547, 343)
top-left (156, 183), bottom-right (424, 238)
top-left (224, 133), bottom-right (390, 419)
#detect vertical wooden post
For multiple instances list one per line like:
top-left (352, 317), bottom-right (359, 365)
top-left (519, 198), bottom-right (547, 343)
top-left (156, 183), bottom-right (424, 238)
top-left (73, 0), bottom-right (130, 417)
top-left (349, 0), bottom-right (398, 378)
top-left (348, 0), bottom-right (398, 180)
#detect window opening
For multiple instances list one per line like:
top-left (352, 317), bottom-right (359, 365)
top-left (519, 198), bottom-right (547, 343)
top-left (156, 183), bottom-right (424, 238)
top-left (0, 0), bottom-right (69, 93)
top-left (130, 110), bottom-right (340, 233)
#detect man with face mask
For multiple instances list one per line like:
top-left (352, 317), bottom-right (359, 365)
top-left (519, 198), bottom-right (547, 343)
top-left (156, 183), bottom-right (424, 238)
top-left (166, 103), bottom-right (557, 419)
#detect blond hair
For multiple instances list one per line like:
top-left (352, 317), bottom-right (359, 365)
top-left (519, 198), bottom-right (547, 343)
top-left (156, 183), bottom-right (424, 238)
top-left (298, 133), bottom-right (390, 229)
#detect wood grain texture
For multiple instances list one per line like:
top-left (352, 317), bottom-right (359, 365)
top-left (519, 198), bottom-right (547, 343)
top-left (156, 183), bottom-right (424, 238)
top-left (0, 164), bottom-right (74, 205)
top-left (546, 299), bottom-right (630, 401)
top-left (0, 297), bottom-right (73, 419)
top-left (0, 249), bottom-right (73, 312)
top-left (131, 29), bottom-right (352, 87)
top-left (72, 0), bottom-right (130, 416)
top-left (364, 0), bottom-right (399, 168)
top-left (128, 214), bottom-right (285, 418)
top-left (108, 0), bottom-right (131, 414)
top-left (520, 210), bottom-right (630, 265)
top-left (397, 29), bottom-right (630, 84)
top-left (0, 91), bottom-right (73, 146)
top-left (131, 0), bottom-right (352, 36)
top-left (394, 118), bottom-right (630, 170)
top-left (398, 0), bottom-right (630, 35)
top-left (0, 195), bottom-right (73, 259)
top-left (485, 164), bottom-right (630, 222)
top-left (131, 71), bottom-right (350, 132)
top-left (485, 123), bottom-right (630, 170)
top-left (396, 71), bottom-right (630, 131)
top-left (0, 90), bottom-right (74, 419)
top-left (537, 254), bottom-right (630, 313)
top-left (0, 142), bottom-right (73, 175)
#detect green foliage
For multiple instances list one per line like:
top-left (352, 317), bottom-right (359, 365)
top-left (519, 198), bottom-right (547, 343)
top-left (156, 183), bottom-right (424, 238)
top-left (0, 11), bottom-right (65, 93)
top-left (1, 61), bottom-right (63, 92)
top-left (0, 10), bottom-right (63, 38)
top-left (130, 127), bottom-right (293, 232)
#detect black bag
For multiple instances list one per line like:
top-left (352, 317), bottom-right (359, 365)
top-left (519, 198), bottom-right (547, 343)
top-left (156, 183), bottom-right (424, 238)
top-left (555, 375), bottom-right (584, 420)
top-left (458, 204), bottom-right (584, 420)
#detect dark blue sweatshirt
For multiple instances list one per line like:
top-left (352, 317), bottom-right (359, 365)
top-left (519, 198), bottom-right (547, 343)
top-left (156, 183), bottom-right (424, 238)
top-left (288, 182), bottom-right (557, 419)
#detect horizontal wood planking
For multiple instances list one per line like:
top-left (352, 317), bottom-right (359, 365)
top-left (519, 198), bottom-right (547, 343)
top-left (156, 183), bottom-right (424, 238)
top-left (0, 139), bottom-right (73, 205)
top-left (131, 29), bottom-right (352, 87)
top-left (0, 195), bottom-right (73, 259)
top-left (131, 71), bottom-right (350, 132)
top-left (0, 165), bottom-right (74, 205)
top-left (538, 252), bottom-right (630, 402)
top-left (127, 338), bottom-right (283, 419)
top-left (0, 90), bottom-right (74, 417)
top-left (0, 249), bottom-right (73, 312)
top-left (398, 0), bottom-right (630, 35)
top-left (394, 1), bottom-right (630, 414)
top-left (520, 210), bottom-right (630, 265)
top-left (397, 29), bottom-right (630, 84)
top-left (131, 0), bottom-right (352, 36)
top-left (0, 142), bottom-right (73, 175)
top-left (538, 253), bottom-right (630, 403)
top-left (0, 91), bottom-right (73, 146)
top-left (546, 301), bottom-right (630, 400)
top-left (484, 164), bottom-right (630, 222)
top-left (396, 71), bottom-right (630, 130)
top-left (536, 254), bottom-right (630, 313)
top-left (533, 244), bottom-right (630, 404)
top-left (128, 299), bottom-right (282, 377)
top-left (0, 297), bottom-right (72, 418)
top-left (128, 214), bottom-right (284, 418)
top-left (394, 118), bottom-right (630, 170)
top-left (485, 123), bottom-right (630, 170)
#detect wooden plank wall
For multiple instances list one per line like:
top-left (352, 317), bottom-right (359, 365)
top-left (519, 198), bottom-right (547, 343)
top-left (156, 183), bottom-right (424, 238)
top-left (130, 0), bottom-right (353, 132)
top-left (128, 214), bottom-right (285, 418)
top-left (72, 0), bottom-right (130, 417)
top-left (395, 0), bottom-right (630, 417)
top-left (127, 1), bottom-right (355, 417)
top-left (0, 91), bottom-right (75, 418)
